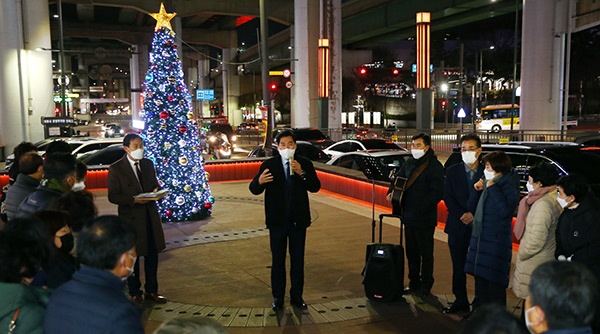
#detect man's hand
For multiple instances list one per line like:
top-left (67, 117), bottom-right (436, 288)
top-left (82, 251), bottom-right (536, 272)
top-left (386, 193), bottom-right (392, 202)
top-left (474, 179), bottom-right (484, 191)
top-left (290, 160), bottom-right (303, 175)
top-left (258, 168), bottom-right (273, 185)
top-left (460, 212), bottom-right (474, 225)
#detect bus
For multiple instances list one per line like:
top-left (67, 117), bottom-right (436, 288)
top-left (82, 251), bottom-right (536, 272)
top-left (476, 104), bottom-right (519, 132)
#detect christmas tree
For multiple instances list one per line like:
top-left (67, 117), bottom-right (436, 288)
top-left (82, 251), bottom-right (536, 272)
top-left (140, 3), bottom-right (213, 222)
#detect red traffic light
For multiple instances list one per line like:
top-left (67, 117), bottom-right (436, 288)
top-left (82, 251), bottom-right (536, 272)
top-left (392, 68), bottom-right (399, 76)
top-left (270, 83), bottom-right (278, 91)
top-left (359, 67), bottom-right (367, 75)
top-left (441, 100), bottom-right (447, 107)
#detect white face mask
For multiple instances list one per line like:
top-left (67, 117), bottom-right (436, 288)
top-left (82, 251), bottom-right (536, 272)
top-left (484, 169), bottom-right (496, 180)
top-left (556, 196), bottom-right (571, 208)
top-left (411, 149), bottom-right (425, 160)
top-left (279, 148), bottom-right (295, 161)
top-left (526, 182), bottom-right (535, 193)
top-left (461, 151), bottom-right (478, 165)
top-left (130, 148), bottom-right (144, 160)
top-left (72, 181), bottom-right (86, 192)
top-left (524, 306), bottom-right (538, 334)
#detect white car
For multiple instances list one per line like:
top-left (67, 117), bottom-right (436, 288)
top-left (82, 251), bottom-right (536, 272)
top-left (323, 139), bottom-right (405, 160)
top-left (326, 150), bottom-right (411, 181)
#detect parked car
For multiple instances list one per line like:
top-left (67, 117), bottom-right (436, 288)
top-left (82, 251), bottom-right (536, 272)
top-left (323, 139), bottom-right (405, 160)
top-left (236, 122), bottom-right (260, 134)
top-left (103, 123), bottom-right (125, 138)
top-left (444, 142), bottom-right (600, 196)
top-left (247, 140), bottom-right (330, 163)
top-left (272, 127), bottom-right (334, 149)
top-left (574, 134), bottom-right (600, 147)
top-left (78, 143), bottom-right (126, 168)
top-left (342, 127), bottom-right (377, 139)
top-left (326, 150), bottom-right (412, 181)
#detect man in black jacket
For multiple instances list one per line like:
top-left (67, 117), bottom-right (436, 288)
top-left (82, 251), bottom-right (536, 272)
top-left (249, 130), bottom-right (321, 310)
top-left (387, 133), bottom-right (444, 296)
top-left (4, 152), bottom-right (43, 221)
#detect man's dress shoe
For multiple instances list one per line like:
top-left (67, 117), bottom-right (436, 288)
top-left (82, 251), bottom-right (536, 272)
top-left (145, 293), bottom-right (167, 304)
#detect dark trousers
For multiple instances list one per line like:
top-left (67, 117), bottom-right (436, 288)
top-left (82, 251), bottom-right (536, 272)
top-left (448, 232), bottom-right (471, 307)
top-left (404, 225), bottom-right (435, 291)
top-left (128, 218), bottom-right (159, 296)
top-left (269, 224), bottom-right (307, 300)
top-left (474, 276), bottom-right (506, 308)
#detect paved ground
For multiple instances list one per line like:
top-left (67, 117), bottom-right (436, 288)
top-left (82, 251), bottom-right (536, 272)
top-left (93, 179), bottom-right (521, 333)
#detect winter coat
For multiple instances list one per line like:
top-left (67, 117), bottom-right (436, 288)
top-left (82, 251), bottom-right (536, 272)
top-left (4, 174), bottom-right (39, 221)
top-left (511, 191), bottom-right (562, 299)
top-left (555, 195), bottom-right (600, 281)
top-left (0, 282), bottom-right (50, 334)
top-left (388, 148), bottom-right (444, 228)
top-left (17, 183), bottom-right (63, 218)
top-left (465, 169), bottom-right (520, 287)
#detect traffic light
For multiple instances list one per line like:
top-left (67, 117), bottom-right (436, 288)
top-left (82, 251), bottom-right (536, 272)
top-left (392, 68), bottom-right (399, 76)
top-left (359, 67), bottom-right (367, 76)
top-left (270, 83), bottom-right (278, 92)
top-left (441, 100), bottom-right (447, 108)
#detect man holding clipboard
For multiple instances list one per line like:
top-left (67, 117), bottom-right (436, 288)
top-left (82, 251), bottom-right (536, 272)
top-left (108, 133), bottom-right (167, 306)
top-left (386, 133), bottom-right (444, 297)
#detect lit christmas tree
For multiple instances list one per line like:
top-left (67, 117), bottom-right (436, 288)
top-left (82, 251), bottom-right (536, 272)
top-left (140, 3), bottom-right (213, 222)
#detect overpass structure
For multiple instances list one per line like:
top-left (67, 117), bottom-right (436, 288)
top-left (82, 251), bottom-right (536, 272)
top-left (1, 0), bottom-right (599, 153)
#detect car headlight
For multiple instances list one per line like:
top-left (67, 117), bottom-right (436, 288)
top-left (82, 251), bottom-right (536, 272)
top-left (231, 135), bottom-right (237, 142)
top-left (209, 136), bottom-right (216, 142)
top-left (119, 129), bottom-right (124, 134)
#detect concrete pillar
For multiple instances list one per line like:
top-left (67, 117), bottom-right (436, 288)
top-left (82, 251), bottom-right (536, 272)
top-left (131, 44), bottom-right (148, 126)
top-left (222, 48), bottom-right (241, 126)
top-left (326, 0), bottom-right (343, 131)
top-left (520, 0), bottom-right (569, 130)
top-left (292, 0), bottom-right (320, 128)
top-left (0, 0), bottom-right (53, 153)
top-left (197, 54), bottom-right (210, 118)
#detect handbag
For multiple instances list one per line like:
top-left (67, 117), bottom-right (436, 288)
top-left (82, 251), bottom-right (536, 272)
top-left (391, 161), bottom-right (429, 206)
top-left (8, 307), bottom-right (21, 334)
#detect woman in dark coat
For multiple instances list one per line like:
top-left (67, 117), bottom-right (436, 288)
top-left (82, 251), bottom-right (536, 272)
top-left (465, 151), bottom-right (520, 308)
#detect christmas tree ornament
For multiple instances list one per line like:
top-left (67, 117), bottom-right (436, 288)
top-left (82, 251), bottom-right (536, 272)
top-left (209, 196), bottom-right (215, 204)
top-left (159, 111), bottom-right (169, 120)
top-left (168, 95), bottom-right (174, 102)
top-left (203, 202), bottom-right (212, 209)
top-left (164, 142), bottom-right (171, 149)
top-left (178, 139), bottom-right (186, 147)
top-left (187, 112), bottom-right (194, 119)
top-left (178, 125), bottom-right (187, 133)
top-left (178, 156), bottom-right (188, 165)
top-left (184, 185), bottom-right (191, 192)
top-left (175, 196), bottom-right (185, 206)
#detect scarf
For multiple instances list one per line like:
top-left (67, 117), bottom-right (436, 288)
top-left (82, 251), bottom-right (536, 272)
top-left (513, 186), bottom-right (554, 240)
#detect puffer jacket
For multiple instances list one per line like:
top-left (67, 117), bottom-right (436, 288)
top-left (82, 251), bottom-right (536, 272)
top-left (511, 191), bottom-right (562, 299)
top-left (0, 282), bottom-right (49, 334)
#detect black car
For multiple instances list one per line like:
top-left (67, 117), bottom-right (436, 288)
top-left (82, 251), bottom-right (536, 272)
top-left (207, 123), bottom-right (237, 146)
top-left (78, 144), bottom-right (126, 168)
top-left (272, 127), bottom-right (334, 149)
top-left (445, 142), bottom-right (600, 196)
top-left (247, 140), bottom-right (330, 163)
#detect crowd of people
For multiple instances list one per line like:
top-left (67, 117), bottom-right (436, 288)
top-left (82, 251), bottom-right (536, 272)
top-left (2, 131), bottom-right (600, 333)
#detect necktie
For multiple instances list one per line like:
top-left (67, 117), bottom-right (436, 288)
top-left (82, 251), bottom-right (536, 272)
top-left (134, 162), bottom-right (144, 188)
top-left (285, 161), bottom-right (291, 180)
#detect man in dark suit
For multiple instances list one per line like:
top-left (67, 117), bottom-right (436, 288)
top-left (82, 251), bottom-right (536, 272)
top-left (442, 133), bottom-right (484, 314)
top-left (249, 130), bottom-right (321, 310)
top-left (108, 133), bottom-right (167, 305)
top-left (44, 215), bottom-right (144, 334)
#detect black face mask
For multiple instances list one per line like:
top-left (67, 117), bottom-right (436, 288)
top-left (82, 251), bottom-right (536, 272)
top-left (59, 233), bottom-right (74, 254)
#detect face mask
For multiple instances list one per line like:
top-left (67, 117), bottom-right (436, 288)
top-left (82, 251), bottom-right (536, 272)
top-left (130, 148), bottom-right (144, 160)
top-left (556, 196), bottom-right (571, 208)
top-left (72, 181), bottom-right (86, 191)
top-left (279, 148), bottom-right (295, 161)
top-left (461, 151), bottom-right (478, 165)
top-left (526, 182), bottom-right (535, 193)
top-left (59, 233), bottom-right (74, 254)
top-left (411, 149), bottom-right (425, 160)
top-left (524, 306), bottom-right (538, 334)
top-left (484, 170), bottom-right (496, 180)
top-left (122, 252), bottom-right (137, 281)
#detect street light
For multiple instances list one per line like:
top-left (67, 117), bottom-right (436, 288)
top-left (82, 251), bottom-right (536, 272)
top-left (478, 46), bottom-right (495, 118)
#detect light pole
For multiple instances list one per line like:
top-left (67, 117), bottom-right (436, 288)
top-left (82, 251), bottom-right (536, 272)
top-left (478, 46), bottom-right (495, 116)
top-left (441, 83), bottom-right (448, 128)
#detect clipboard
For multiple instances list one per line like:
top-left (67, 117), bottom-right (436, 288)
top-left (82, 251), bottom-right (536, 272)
top-left (134, 189), bottom-right (169, 200)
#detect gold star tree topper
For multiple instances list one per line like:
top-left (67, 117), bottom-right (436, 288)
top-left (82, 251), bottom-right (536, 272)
top-left (149, 3), bottom-right (177, 31)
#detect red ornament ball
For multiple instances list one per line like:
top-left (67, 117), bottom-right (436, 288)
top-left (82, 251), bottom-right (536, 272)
top-left (168, 95), bottom-right (174, 102)
top-left (165, 210), bottom-right (173, 217)
top-left (148, 92), bottom-right (154, 98)
top-left (178, 125), bottom-right (187, 133)
top-left (166, 40), bottom-right (172, 46)
top-left (159, 111), bottom-right (169, 120)
top-left (173, 44), bottom-right (178, 49)
top-left (203, 202), bottom-right (212, 209)
top-left (177, 86), bottom-right (183, 92)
